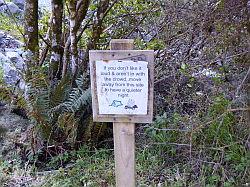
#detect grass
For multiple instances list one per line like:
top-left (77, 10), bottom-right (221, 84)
top-left (39, 146), bottom-right (170, 186)
top-left (0, 136), bottom-right (249, 186)
top-left (42, 147), bottom-right (115, 187)
top-left (0, 79), bottom-right (248, 186)
top-left (0, 13), bottom-right (23, 40)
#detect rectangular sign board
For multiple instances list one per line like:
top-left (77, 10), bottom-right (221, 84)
top-left (96, 60), bottom-right (148, 115)
top-left (89, 50), bottom-right (154, 123)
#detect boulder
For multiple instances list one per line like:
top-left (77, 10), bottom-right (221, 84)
top-left (39, 0), bottom-right (51, 10)
top-left (1, 54), bottom-right (24, 86)
top-left (0, 31), bottom-right (25, 89)
top-left (7, 2), bottom-right (22, 14)
top-left (6, 51), bottom-right (24, 68)
top-left (12, 0), bottom-right (24, 10)
top-left (0, 4), bottom-right (6, 13)
top-left (4, 67), bottom-right (20, 85)
top-left (0, 52), bottom-right (10, 64)
top-left (0, 31), bottom-right (23, 48)
top-left (0, 2), bottom-right (23, 15)
top-left (0, 0), bottom-right (4, 7)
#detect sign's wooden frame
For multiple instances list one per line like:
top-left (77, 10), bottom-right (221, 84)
top-left (89, 50), bottom-right (154, 123)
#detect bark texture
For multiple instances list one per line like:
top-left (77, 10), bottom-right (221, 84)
top-left (82, 0), bottom-right (110, 83)
top-left (50, 0), bottom-right (64, 79)
top-left (24, 0), bottom-right (39, 61)
top-left (69, 0), bottom-right (78, 80)
top-left (62, 0), bottom-right (90, 78)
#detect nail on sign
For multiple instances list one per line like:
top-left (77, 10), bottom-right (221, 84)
top-left (96, 60), bottom-right (148, 115)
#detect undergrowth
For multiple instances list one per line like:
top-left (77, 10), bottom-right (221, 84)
top-left (0, 13), bottom-right (23, 39)
top-left (144, 95), bottom-right (249, 186)
top-left (0, 1), bottom-right (249, 186)
top-left (0, 92), bottom-right (249, 186)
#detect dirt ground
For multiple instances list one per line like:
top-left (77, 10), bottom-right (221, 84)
top-left (0, 104), bottom-right (29, 159)
top-left (0, 104), bottom-right (46, 187)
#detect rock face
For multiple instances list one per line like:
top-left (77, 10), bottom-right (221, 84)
top-left (0, 0), bottom-right (4, 7)
top-left (12, 0), bottom-right (25, 10)
top-left (0, 0), bottom-right (51, 15)
top-left (0, 1), bottom-right (23, 15)
top-left (0, 31), bottom-right (25, 89)
top-left (0, 32), bottom-right (22, 49)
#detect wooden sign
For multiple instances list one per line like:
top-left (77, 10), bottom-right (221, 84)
top-left (96, 60), bottom-right (148, 115)
top-left (89, 50), bottom-right (154, 123)
top-left (90, 40), bottom-right (154, 187)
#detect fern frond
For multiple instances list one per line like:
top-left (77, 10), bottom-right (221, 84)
top-left (57, 113), bottom-right (78, 144)
top-left (0, 86), bottom-right (12, 103)
top-left (75, 75), bottom-right (84, 88)
top-left (50, 75), bottom-right (91, 114)
top-left (50, 75), bottom-right (71, 108)
top-left (65, 88), bottom-right (91, 112)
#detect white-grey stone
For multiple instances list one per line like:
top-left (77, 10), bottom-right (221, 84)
top-left (4, 67), bottom-right (20, 85)
top-left (5, 48), bottom-right (20, 53)
top-left (7, 48), bottom-right (24, 56)
top-left (0, 54), bottom-right (10, 67)
top-left (0, 33), bottom-right (23, 48)
top-left (0, 4), bottom-right (6, 13)
top-left (0, 31), bottom-right (6, 38)
top-left (1, 55), bottom-right (24, 86)
top-left (0, 31), bottom-right (25, 88)
top-left (7, 2), bottom-right (22, 14)
top-left (0, 28), bottom-right (26, 90)
top-left (12, 0), bottom-right (24, 10)
top-left (6, 51), bottom-right (24, 67)
top-left (0, 2), bottom-right (23, 15)
top-left (0, 0), bottom-right (4, 7)
top-left (192, 68), bottom-right (221, 78)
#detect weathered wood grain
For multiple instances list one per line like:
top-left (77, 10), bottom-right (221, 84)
top-left (111, 39), bottom-right (135, 187)
top-left (89, 50), bottom-right (154, 123)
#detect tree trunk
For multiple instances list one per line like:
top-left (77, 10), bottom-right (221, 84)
top-left (50, 0), bottom-right (64, 79)
top-left (24, 0), bottom-right (39, 72)
top-left (81, 0), bottom-right (110, 86)
top-left (39, 15), bottom-right (52, 66)
top-left (69, 0), bottom-right (78, 82)
top-left (62, 0), bottom-right (90, 79)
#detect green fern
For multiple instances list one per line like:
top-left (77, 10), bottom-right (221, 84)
top-left (26, 69), bottom-right (50, 124)
top-left (0, 86), bottom-right (12, 103)
top-left (25, 72), bottom-right (95, 145)
top-left (57, 112), bottom-right (78, 144)
top-left (50, 75), bottom-right (71, 108)
top-left (50, 75), bottom-right (91, 114)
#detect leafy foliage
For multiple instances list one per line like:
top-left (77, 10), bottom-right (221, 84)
top-left (25, 68), bottom-right (92, 145)
top-left (145, 95), bottom-right (249, 186)
top-left (0, 0), bottom-right (249, 185)
top-left (51, 76), bottom-right (91, 114)
top-left (0, 14), bottom-right (23, 39)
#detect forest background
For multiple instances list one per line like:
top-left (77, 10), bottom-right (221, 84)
top-left (0, 0), bottom-right (249, 186)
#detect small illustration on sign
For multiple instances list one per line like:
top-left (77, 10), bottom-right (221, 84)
top-left (125, 99), bottom-right (138, 110)
top-left (125, 105), bottom-right (138, 110)
top-left (110, 100), bottom-right (123, 107)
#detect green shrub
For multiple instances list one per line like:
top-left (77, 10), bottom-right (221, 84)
top-left (42, 146), bottom-right (115, 187)
top-left (193, 95), bottom-right (249, 185)
top-left (145, 112), bottom-right (188, 157)
top-left (0, 14), bottom-right (23, 39)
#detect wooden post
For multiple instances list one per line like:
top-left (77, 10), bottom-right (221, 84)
top-left (89, 40), bottom-right (154, 186)
top-left (111, 39), bottom-right (135, 187)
